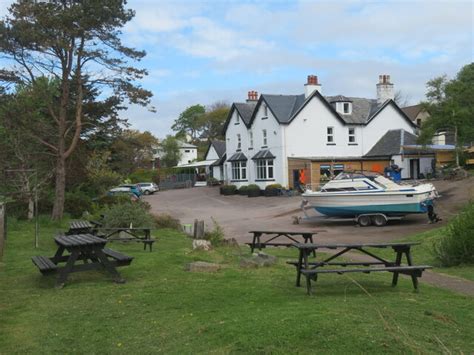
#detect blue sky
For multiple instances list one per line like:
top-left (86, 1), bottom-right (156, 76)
top-left (1, 0), bottom-right (473, 138)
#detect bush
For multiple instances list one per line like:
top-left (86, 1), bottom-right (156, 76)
top-left (264, 183), bottom-right (282, 196)
top-left (247, 184), bottom-right (261, 197)
top-left (101, 202), bottom-right (156, 229)
top-left (129, 169), bottom-right (160, 184)
top-left (207, 177), bottom-right (220, 186)
top-left (433, 202), bottom-right (474, 266)
top-left (204, 218), bottom-right (225, 246)
top-left (64, 191), bottom-right (93, 218)
top-left (154, 214), bottom-right (181, 230)
top-left (221, 185), bottom-right (237, 195)
top-left (238, 185), bottom-right (249, 196)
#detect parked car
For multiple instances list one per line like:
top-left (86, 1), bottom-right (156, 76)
top-left (137, 182), bottom-right (159, 195)
top-left (106, 189), bottom-right (140, 201)
top-left (119, 184), bottom-right (143, 197)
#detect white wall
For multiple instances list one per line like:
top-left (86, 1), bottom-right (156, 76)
top-left (205, 145), bottom-right (219, 160)
top-left (285, 96), bottom-right (364, 159)
top-left (363, 104), bottom-right (416, 155)
top-left (420, 157), bottom-right (434, 177)
top-left (178, 148), bottom-right (197, 166)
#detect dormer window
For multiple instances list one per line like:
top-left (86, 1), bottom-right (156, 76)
top-left (329, 96), bottom-right (352, 115)
top-left (343, 102), bottom-right (350, 114)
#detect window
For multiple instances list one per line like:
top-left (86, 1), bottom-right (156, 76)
top-left (235, 113), bottom-right (240, 124)
top-left (231, 161), bottom-right (246, 180)
top-left (237, 134), bottom-right (241, 150)
top-left (327, 127), bottom-right (334, 143)
top-left (249, 131), bottom-right (254, 149)
top-left (320, 164), bottom-right (331, 180)
top-left (416, 118), bottom-right (422, 126)
top-left (333, 164), bottom-right (344, 177)
top-left (256, 159), bottom-right (274, 180)
top-left (343, 103), bottom-right (350, 114)
top-left (348, 128), bottom-right (356, 143)
top-left (262, 129), bottom-right (267, 147)
top-left (263, 104), bottom-right (268, 117)
top-left (185, 149), bottom-right (190, 153)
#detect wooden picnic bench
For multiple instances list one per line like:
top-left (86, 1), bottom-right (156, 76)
top-left (98, 227), bottom-right (155, 251)
top-left (31, 234), bottom-right (133, 288)
top-left (66, 220), bottom-right (95, 235)
top-left (289, 242), bottom-right (431, 295)
top-left (246, 230), bottom-right (322, 253)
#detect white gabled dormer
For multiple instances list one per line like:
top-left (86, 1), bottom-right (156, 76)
top-left (329, 95), bottom-right (353, 115)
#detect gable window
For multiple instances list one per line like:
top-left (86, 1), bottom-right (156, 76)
top-left (237, 134), bottom-right (241, 151)
top-left (262, 129), bottom-right (268, 147)
top-left (416, 118), bottom-right (422, 126)
top-left (235, 114), bottom-right (240, 124)
top-left (249, 132), bottom-right (254, 149)
top-left (256, 159), bottom-right (274, 180)
top-left (327, 127), bottom-right (334, 144)
top-left (348, 128), bottom-right (356, 144)
top-left (263, 104), bottom-right (268, 117)
top-left (231, 161), bottom-right (247, 181)
top-left (343, 103), bottom-right (350, 114)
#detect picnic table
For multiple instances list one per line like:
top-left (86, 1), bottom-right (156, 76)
top-left (99, 227), bottom-right (155, 251)
top-left (246, 230), bottom-right (322, 253)
top-left (32, 234), bottom-right (133, 288)
top-left (290, 242), bottom-right (431, 295)
top-left (66, 220), bottom-right (95, 235)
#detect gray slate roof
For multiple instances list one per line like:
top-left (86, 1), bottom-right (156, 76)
top-left (210, 140), bottom-right (226, 158)
top-left (227, 152), bottom-right (248, 162)
top-left (251, 149), bottom-right (275, 160)
top-left (234, 103), bottom-right (256, 125)
top-left (365, 129), bottom-right (421, 157)
top-left (325, 96), bottom-right (380, 124)
top-left (262, 94), bottom-right (306, 123)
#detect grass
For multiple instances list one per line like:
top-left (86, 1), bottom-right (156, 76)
top-left (0, 219), bottom-right (473, 353)
top-left (366, 227), bottom-right (474, 282)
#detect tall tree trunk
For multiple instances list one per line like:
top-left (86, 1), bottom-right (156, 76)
top-left (51, 154), bottom-right (66, 220)
top-left (27, 196), bottom-right (34, 220)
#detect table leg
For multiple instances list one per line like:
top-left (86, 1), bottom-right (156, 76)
top-left (296, 250), bottom-right (303, 287)
top-left (56, 250), bottom-right (80, 288)
top-left (391, 250), bottom-right (403, 287)
top-left (304, 234), bottom-right (316, 257)
top-left (51, 245), bottom-right (65, 264)
top-left (95, 248), bottom-right (125, 284)
top-left (405, 249), bottom-right (419, 291)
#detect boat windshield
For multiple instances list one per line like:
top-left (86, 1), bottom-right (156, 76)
top-left (334, 171), bottom-right (381, 180)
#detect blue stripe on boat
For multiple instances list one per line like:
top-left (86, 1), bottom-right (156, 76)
top-left (315, 202), bottom-right (429, 217)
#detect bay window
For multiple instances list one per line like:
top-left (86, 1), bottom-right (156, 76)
top-left (256, 159), bottom-right (274, 180)
top-left (231, 161), bottom-right (247, 180)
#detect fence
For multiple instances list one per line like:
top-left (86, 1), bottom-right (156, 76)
top-left (158, 173), bottom-right (196, 190)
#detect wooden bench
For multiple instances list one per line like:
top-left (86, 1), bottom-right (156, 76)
top-left (103, 248), bottom-right (134, 266)
top-left (31, 256), bottom-right (57, 274)
top-left (292, 242), bottom-right (432, 295)
top-left (98, 228), bottom-right (155, 252)
top-left (66, 220), bottom-right (94, 235)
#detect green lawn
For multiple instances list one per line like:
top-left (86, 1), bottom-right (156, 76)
top-left (366, 227), bottom-right (474, 282)
top-left (0, 219), bottom-right (473, 354)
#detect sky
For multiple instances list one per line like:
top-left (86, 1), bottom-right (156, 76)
top-left (0, 0), bottom-right (473, 139)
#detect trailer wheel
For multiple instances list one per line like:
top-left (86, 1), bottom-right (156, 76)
top-left (372, 214), bottom-right (387, 227)
top-left (358, 215), bottom-right (372, 227)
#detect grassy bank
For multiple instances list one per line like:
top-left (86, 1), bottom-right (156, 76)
top-left (0, 219), bottom-right (473, 353)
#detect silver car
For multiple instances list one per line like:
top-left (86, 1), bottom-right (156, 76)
top-left (137, 182), bottom-right (159, 195)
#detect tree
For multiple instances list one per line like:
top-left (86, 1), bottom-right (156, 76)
top-left (171, 104), bottom-right (205, 141)
top-left (198, 102), bottom-right (230, 141)
top-left (110, 129), bottom-right (159, 174)
top-left (393, 90), bottom-right (411, 107)
top-left (159, 136), bottom-right (182, 168)
top-left (419, 64), bottom-right (474, 166)
top-left (0, 1), bottom-right (152, 219)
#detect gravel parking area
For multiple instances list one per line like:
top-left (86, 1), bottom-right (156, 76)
top-left (145, 178), bottom-right (473, 244)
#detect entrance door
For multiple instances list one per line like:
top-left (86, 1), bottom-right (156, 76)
top-left (293, 170), bottom-right (300, 190)
top-left (409, 159), bottom-right (420, 179)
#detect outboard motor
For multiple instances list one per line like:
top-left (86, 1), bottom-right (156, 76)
top-left (427, 205), bottom-right (442, 223)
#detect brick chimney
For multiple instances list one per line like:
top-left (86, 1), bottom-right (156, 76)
top-left (246, 90), bottom-right (259, 103)
top-left (376, 74), bottom-right (394, 105)
top-left (304, 75), bottom-right (322, 98)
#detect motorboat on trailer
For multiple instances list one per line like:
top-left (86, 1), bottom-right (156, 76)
top-left (302, 171), bottom-right (439, 226)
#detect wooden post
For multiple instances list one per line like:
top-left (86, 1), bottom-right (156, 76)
top-left (0, 202), bottom-right (5, 261)
top-left (193, 219), bottom-right (205, 239)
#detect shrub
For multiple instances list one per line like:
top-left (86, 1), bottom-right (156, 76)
top-left (264, 183), bottom-right (282, 196)
top-left (129, 169), bottom-right (160, 184)
top-left (238, 185), bottom-right (249, 196)
top-left (94, 194), bottom-right (133, 208)
top-left (221, 185), bottom-right (237, 195)
top-left (433, 202), bottom-right (474, 266)
top-left (101, 202), bottom-right (156, 229)
top-left (247, 184), bottom-right (261, 197)
top-left (204, 218), bottom-right (225, 246)
top-left (207, 177), bottom-right (220, 186)
top-left (64, 191), bottom-right (93, 218)
top-left (154, 214), bottom-right (181, 230)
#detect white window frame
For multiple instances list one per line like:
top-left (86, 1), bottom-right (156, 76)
top-left (235, 112), bottom-right (240, 124)
top-left (231, 161), bottom-right (247, 181)
top-left (256, 159), bottom-right (274, 180)
top-left (249, 131), bottom-right (254, 149)
top-left (262, 129), bottom-right (267, 147)
top-left (348, 127), bottom-right (356, 144)
top-left (237, 134), bottom-right (241, 150)
top-left (343, 102), bottom-right (350, 114)
top-left (263, 104), bottom-right (268, 117)
top-left (327, 127), bottom-right (334, 143)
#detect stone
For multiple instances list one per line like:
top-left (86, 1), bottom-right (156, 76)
top-left (192, 239), bottom-right (212, 251)
top-left (185, 261), bottom-right (221, 272)
top-left (221, 238), bottom-right (239, 247)
top-left (240, 252), bottom-right (277, 268)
